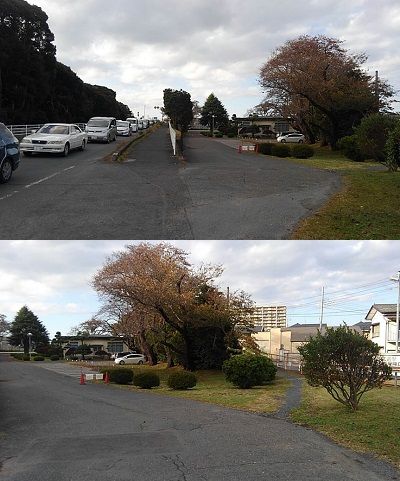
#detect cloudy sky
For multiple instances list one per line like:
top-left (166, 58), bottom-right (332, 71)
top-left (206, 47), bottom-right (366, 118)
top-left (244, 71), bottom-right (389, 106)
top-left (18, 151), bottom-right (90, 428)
top-left (1, 240), bottom-right (399, 337)
top-left (29, 0), bottom-right (400, 118)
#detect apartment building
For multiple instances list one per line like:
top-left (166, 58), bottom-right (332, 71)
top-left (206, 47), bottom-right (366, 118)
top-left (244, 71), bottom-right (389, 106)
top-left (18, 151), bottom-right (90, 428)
top-left (249, 305), bottom-right (287, 330)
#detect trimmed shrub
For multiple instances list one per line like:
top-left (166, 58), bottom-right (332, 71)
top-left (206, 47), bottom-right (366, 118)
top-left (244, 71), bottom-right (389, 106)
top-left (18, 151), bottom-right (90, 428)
top-left (291, 144), bottom-right (314, 159)
top-left (108, 368), bottom-right (133, 385)
top-left (256, 143), bottom-right (273, 155)
top-left (384, 120), bottom-right (400, 171)
top-left (271, 144), bottom-right (291, 158)
top-left (50, 355), bottom-right (60, 361)
top-left (354, 113), bottom-right (398, 163)
top-left (214, 132), bottom-right (223, 138)
top-left (33, 356), bottom-right (45, 361)
top-left (227, 133), bottom-right (236, 138)
top-left (223, 354), bottom-right (277, 389)
top-left (337, 135), bottom-right (366, 162)
top-left (23, 355), bottom-right (31, 361)
top-left (133, 372), bottom-right (160, 389)
top-left (167, 371), bottom-right (197, 390)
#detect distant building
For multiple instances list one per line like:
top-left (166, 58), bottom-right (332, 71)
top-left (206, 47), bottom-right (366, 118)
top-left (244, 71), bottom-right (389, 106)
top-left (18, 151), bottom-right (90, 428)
top-left (249, 305), bottom-right (287, 330)
top-left (60, 335), bottom-right (130, 356)
top-left (235, 117), bottom-right (295, 136)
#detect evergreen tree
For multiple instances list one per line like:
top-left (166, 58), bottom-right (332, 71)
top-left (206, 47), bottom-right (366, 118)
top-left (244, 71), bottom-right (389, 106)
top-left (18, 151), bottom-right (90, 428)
top-left (8, 306), bottom-right (50, 354)
top-left (200, 93), bottom-right (229, 135)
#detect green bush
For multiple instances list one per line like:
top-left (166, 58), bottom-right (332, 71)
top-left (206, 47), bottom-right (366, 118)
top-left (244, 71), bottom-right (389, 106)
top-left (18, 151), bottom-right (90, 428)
top-left (214, 132), bottom-right (223, 138)
top-left (167, 371), bottom-right (197, 390)
top-left (23, 355), bottom-right (31, 361)
top-left (133, 372), bottom-right (160, 389)
top-left (256, 143), bottom-right (273, 155)
top-left (33, 356), bottom-right (45, 361)
top-left (227, 133), bottom-right (236, 138)
top-left (384, 120), bottom-right (400, 172)
top-left (271, 144), bottom-right (291, 158)
top-left (50, 355), bottom-right (60, 361)
top-left (354, 113), bottom-right (398, 163)
top-left (223, 354), bottom-right (277, 389)
top-left (291, 144), bottom-right (314, 159)
top-left (108, 368), bottom-right (133, 385)
top-left (337, 135), bottom-right (366, 162)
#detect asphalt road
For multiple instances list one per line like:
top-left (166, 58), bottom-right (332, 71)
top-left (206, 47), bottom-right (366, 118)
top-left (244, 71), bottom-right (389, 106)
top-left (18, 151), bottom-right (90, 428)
top-left (0, 127), bottom-right (340, 239)
top-left (1, 357), bottom-right (398, 481)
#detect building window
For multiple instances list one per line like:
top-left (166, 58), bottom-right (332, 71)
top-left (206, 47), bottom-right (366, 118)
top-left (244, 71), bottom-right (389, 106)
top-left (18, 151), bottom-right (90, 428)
top-left (371, 324), bottom-right (380, 338)
top-left (107, 342), bottom-right (123, 353)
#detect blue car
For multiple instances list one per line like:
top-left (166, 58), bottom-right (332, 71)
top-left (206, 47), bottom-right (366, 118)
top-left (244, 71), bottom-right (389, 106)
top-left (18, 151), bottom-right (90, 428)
top-left (0, 123), bottom-right (20, 183)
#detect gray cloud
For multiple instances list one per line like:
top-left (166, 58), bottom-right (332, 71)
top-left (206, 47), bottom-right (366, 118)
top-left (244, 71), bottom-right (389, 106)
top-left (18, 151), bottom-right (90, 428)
top-left (30, 0), bottom-right (400, 116)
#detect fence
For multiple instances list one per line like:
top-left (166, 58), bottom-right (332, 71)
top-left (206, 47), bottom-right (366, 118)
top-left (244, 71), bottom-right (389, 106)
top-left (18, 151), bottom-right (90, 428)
top-left (267, 352), bottom-right (302, 371)
top-left (168, 121), bottom-right (176, 155)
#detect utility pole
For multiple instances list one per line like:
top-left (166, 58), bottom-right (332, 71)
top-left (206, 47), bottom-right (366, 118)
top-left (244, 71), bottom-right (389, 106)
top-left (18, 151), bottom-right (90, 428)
top-left (390, 271), bottom-right (400, 353)
top-left (227, 286), bottom-right (230, 309)
top-left (319, 286), bottom-right (325, 331)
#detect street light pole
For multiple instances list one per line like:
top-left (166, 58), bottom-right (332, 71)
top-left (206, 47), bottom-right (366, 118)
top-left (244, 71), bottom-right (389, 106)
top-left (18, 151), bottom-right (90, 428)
top-left (28, 332), bottom-right (32, 360)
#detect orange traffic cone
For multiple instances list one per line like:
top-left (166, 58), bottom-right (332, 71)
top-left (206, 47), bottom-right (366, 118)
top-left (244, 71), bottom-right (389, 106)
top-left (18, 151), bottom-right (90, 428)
top-left (80, 372), bottom-right (86, 385)
top-left (104, 371), bottom-right (110, 384)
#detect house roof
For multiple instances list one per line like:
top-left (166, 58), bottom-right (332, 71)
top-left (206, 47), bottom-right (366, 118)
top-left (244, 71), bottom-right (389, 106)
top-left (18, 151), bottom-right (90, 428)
top-left (365, 304), bottom-right (398, 321)
top-left (351, 321), bottom-right (371, 331)
top-left (282, 324), bottom-right (328, 342)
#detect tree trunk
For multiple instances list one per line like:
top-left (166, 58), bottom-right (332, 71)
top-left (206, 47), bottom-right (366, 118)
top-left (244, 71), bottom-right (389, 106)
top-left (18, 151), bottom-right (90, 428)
top-left (166, 347), bottom-right (175, 368)
top-left (138, 330), bottom-right (158, 365)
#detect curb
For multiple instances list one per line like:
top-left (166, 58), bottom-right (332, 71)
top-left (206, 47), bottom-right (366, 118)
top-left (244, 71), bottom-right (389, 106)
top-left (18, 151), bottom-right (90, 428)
top-left (103, 125), bottom-right (161, 162)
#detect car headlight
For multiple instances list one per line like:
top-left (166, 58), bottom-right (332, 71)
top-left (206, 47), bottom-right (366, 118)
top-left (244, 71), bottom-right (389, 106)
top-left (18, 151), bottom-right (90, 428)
top-left (22, 138), bottom-right (32, 143)
top-left (48, 140), bottom-right (63, 145)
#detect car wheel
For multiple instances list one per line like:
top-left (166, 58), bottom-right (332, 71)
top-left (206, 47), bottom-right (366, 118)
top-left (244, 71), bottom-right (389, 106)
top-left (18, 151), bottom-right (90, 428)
top-left (63, 143), bottom-right (70, 157)
top-left (0, 159), bottom-right (13, 183)
top-left (280, 140), bottom-right (286, 143)
top-left (138, 360), bottom-right (143, 365)
top-left (80, 140), bottom-right (86, 151)
top-left (119, 360), bottom-right (125, 365)
top-left (23, 151), bottom-right (33, 156)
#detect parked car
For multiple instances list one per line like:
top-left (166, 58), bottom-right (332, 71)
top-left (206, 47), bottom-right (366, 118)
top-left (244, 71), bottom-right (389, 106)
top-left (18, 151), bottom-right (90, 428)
top-left (0, 123), bottom-right (20, 183)
top-left (20, 123), bottom-right (88, 157)
top-left (86, 117), bottom-right (117, 143)
top-left (114, 353), bottom-right (145, 365)
top-left (126, 117), bottom-right (139, 133)
top-left (276, 132), bottom-right (305, 143)
top-left (111, 351), bottom-right (137, 360)
top-left (116, 120), bottom-right (132, 136)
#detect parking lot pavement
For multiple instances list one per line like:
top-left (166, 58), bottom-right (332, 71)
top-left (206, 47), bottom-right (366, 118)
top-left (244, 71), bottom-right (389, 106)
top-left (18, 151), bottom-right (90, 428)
top-left (31, 360), bottom-right (102, 379)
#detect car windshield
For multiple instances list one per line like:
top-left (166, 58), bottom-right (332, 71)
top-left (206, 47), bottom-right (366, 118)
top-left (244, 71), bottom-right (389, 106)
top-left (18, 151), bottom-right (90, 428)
top-left (117, 122), bottom-right (129, 127)
top-left (38, 125), bottom-right (70, 135)
top-left (0, 123), bottom-right (16, 143)
top-left (88, 120), bottom-right (109, 128)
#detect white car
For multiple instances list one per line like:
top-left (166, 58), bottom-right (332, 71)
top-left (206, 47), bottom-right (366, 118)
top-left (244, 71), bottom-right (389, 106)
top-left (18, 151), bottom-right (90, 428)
top-left (114, 353), bottom-right (145, 365)
top-left (276, 132), bottom-right (305, 143)
top-left (20, 124), bottom-right (88, 157)
top-left (116, 120), bottom-right (132, 136)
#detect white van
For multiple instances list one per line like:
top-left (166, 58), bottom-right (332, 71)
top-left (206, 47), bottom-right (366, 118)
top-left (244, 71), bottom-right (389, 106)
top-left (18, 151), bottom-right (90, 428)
top-left (86, 117), bottom-right (117, 143)
top-left (126, 117), bottom-right (138, 133)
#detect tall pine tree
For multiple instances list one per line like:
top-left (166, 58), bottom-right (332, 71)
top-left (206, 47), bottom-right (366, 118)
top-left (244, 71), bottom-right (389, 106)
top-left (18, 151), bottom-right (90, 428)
top-left (8, 306), bottom-right (50, 354)
top-left (200, 93), bottom-right (229, 135)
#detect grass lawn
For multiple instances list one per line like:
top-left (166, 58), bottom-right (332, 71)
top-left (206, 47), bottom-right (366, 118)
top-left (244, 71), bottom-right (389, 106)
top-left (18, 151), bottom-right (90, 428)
top-left (287, 147), bottom-right (400, 239)
top-left (291, 382), bottom-right (400, 467)
top-left (89, 363), bottom-right (291, 414)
